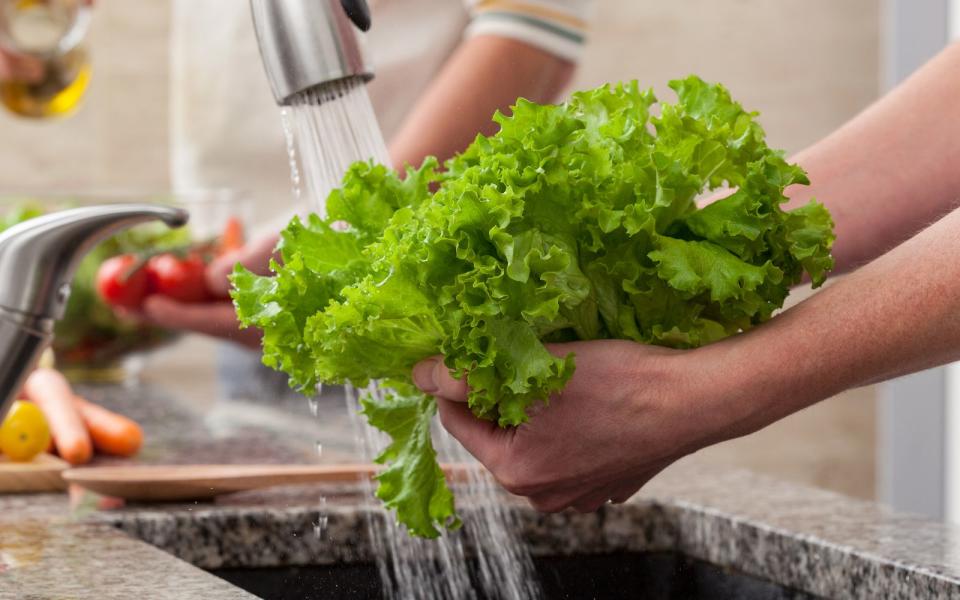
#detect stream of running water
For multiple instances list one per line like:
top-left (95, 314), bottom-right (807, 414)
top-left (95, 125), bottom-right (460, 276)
top-left (280, 76), bottom-right (541, 599)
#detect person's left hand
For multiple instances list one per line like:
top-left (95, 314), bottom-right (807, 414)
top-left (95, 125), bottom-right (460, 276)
top-left (134, 233), bottom-right (279, 348)
top-left (413, 340), bottom-right (740, 513)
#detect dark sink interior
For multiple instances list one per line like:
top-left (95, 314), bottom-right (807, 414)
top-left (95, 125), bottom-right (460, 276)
top-left (210, 552), bottom-right (819, 600)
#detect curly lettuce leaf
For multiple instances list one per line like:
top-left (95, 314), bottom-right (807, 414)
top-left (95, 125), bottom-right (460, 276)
top-left (231, 75), bottom-right (836, 538)
top-left (361, 390), bottom-right (458, 539)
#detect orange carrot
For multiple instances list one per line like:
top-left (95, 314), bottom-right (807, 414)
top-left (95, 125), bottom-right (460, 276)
top-left (73, 396), bottom-right (143, 457)
top-left (24, 368), bottom-right (92, 465)
top-left (218, 216), bottom-right (245, 255)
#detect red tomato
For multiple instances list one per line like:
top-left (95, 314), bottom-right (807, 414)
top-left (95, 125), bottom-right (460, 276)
top-left (95, 254), bottom-right (148, 309)
top-left (146, 253), bottom-right (209, 303)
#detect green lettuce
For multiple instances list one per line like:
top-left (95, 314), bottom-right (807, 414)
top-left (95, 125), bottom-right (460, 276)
top-left (231, 76), bottom-right (835, 537)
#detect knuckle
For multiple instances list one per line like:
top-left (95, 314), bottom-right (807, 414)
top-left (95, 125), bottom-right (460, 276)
top-left (439, 378), bottom-right (468, 402)
top-left (493, 464), bottom-right (537, 497)
top-left (573, 500), bottom-right (604, 514)
top-left (529, 496), bottom-right (569, 514)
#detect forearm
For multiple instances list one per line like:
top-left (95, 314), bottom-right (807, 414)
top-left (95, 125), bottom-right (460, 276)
top-left (705, 206), bottom-right (960, 441)
top-left (786, 41), bottom-right (960, 273)
top-left (388, 35), bottom-right (574, 168)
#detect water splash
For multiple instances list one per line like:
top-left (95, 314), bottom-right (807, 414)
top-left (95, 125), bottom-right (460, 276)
top-left (314, 497), bottom-right (329, 541)
top-left (280, 76), bottom-right (539, 599)
top-left (346, 384), bottom-right (541, 600)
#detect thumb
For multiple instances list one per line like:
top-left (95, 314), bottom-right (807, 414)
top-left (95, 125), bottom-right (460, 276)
top-left (206, 233), bottom-right (280, 297)
top-left (412, 356), bottom-right (469, 402)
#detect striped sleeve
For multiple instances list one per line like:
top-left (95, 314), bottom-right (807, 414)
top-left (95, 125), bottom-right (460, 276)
top-left (463, 0), bottom-right (594, 62)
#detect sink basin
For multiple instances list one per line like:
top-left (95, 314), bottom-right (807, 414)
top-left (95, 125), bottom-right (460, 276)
top-left (209, 552), bottom-right (819, 600)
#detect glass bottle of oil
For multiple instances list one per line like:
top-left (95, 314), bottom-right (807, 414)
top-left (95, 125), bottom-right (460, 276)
top-left (0, 0), bottom-right (91, 119)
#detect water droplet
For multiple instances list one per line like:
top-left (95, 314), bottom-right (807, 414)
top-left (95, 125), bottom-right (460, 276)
top-left (313, 515), bottom-right (329, 540)
top-left (307, 396), bottom-right (319, 417)
top-left (315, 441), bottom-right (323, 457)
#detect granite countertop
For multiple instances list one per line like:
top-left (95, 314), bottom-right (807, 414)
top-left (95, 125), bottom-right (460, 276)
top-left (2, 345), bottom-right (960, 599)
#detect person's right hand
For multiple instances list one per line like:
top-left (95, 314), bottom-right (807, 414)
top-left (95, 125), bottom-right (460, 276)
top-left (135, 233), bottom-right (280, 348)
top-left (0, 48), bottom-right (43, 83)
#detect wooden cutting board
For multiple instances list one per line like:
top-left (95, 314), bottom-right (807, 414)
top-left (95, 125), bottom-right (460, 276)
top-left (0, 454), bottom-right (69, 493)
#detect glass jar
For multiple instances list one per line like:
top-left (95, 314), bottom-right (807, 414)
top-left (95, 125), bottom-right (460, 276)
top-left (0, 0), bottom-right (92, 118)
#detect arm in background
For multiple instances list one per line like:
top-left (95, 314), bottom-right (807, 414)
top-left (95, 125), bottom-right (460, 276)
top-left (785, 41), bottom-right (960, 274)
top-left (389, 0), bottom-right (593, 168)
top-left (387, 37), bottom-right (574, 169)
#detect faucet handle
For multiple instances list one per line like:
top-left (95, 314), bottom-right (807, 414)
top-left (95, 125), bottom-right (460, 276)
top-left (0, 204), bottom-right (188, 321)
top-left (340, 0), bottom-right (371, 31)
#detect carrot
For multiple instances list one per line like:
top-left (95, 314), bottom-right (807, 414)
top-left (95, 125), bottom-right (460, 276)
top-left (23, 368), bottom-right (92, 465)
top-left (73, 396), bottom-right (143, 457)
top-left (218, 216), bottom-right (245, 255)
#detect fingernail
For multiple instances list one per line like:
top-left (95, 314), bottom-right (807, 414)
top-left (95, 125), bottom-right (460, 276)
top-left (412, 358), bottom-right (440, 393)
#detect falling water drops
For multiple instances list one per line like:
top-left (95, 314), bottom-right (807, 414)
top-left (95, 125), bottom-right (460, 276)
top-left (280, 107), bottom-right (302, 204)
top-left (314, 497), bottom-right (329, 540)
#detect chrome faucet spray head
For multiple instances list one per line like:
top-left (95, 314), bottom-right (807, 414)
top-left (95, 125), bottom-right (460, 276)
top-left (250, 0), bottom-right (373, 106)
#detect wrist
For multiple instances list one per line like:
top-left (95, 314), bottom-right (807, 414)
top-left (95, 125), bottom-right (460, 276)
top-left (693, 319), bottom-right (844, 444)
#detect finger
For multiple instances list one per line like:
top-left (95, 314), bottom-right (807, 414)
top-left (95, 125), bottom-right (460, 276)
top-left (436, 397), bottom-right (501, 467)
top-left (566, 483), bottom-right (621, 513)
top-left (608, 483), bottom-right (643, 504)
top-left (527, 493), bottom-right (577, 514)
top-left (571, 496), bottom-right (609, 514)
top-left (412, 356), bottom-right (468, 401)
top-left (2, 52), bottom-right (43, 83)
top-left (206, 234), bottom-right (280, 297)
top-left (140, 295), bottom-right (262, 347)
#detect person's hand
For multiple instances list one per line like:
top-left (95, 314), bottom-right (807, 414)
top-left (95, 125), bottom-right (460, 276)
top-left (0, 48), bottom-right (42, 83)
top-left (136, 233), bottom-right (279, 348)
top-left (413, 340), bottom-right (740, 513)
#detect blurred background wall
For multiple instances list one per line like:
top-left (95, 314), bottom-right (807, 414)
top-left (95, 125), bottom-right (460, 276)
top-left (0, 0), bottom-right (881, 499)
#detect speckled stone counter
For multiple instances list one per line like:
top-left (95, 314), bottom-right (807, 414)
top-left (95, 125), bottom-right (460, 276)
top-left (2, 374), bottom-right (960, 599)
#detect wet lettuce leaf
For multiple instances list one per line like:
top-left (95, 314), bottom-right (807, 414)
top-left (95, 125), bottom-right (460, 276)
top-left (231, 76), bottom-right (835, 538)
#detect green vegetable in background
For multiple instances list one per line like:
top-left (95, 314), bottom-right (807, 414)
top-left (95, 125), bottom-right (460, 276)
top-left (231, 76), bottom-right (836, 538)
